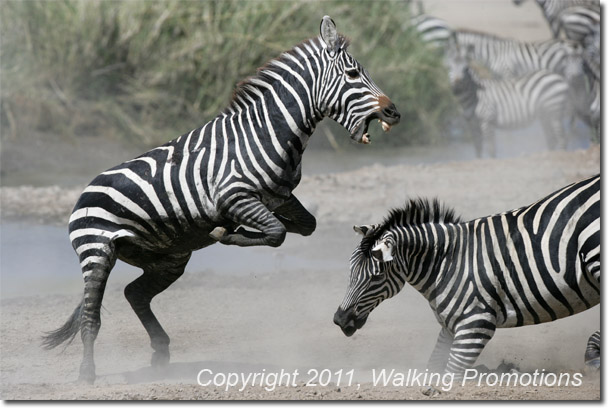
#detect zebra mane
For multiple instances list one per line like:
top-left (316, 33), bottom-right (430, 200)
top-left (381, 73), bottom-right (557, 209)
top-left (225, 34), bottom-right (350, 113)
top-left (361, 198), bottom-right (461, 251)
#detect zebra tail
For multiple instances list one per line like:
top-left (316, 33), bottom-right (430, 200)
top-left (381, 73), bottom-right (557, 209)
top-left (41, 299), bottom-right (83, 350)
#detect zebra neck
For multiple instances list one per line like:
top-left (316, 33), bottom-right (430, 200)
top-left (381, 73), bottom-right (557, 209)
top-left (402, 223), bottom-right (455, 299)
top-left (453, 71), bottom-right (480, 117)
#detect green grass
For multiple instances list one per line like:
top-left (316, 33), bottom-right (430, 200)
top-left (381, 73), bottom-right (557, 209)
top-left (0, 0), bottom-right (456, 148)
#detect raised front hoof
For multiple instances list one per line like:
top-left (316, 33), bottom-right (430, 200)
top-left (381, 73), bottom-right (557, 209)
top-left (209, 227), bottom-right (228, 241)
top-left (151, 349), bottom-right (170, 368)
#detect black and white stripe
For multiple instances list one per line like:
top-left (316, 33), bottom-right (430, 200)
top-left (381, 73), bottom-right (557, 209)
top-left (584, 330), bottom-right (600, 370)
top-left (412, 15), bottom-right (581, 79)
top-left (334, 174), bottom-right (600, 376)
top-left (513, 0), bottom-right (600, 42)
top-left (565, 22), bottom-right (600, 141)
top-left (411, 14), bottom-right (453, 49)
top-left (451, 30), bottom-right (581, 78)
top-left (446, 38), bottom-right (570, 157)
top-left (42, 16), bottom-right (400, 384)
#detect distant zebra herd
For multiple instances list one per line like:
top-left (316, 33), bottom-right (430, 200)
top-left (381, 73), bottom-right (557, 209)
top-left (412, 0), bottom-right (600, 156)
top-left (43, 12), bottom-right (599, 387)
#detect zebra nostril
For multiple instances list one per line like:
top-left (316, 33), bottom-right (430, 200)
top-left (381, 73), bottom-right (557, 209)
top-left (382, 103), bottom-right (400, 120)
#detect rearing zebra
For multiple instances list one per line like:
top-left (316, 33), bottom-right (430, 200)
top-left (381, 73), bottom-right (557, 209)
top-left (42, 16), bottom-right (400, 384)
top-left (334, 174), bottom-right (600, 376)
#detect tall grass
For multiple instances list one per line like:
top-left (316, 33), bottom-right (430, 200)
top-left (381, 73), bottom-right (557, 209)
top-left (0, 0), bottom-right (456, 147)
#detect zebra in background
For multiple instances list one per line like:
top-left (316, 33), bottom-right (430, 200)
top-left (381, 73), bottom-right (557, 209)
top-left (450, 30), bottom-right (581, 78)
top-left (564, 41), bottom-right (600, 142)
top-left (410, 14), bottom-right (452, 49)
top-left (334, 174), bottom-right (600, 376)
top-left (42, 16), bottom-right (400, 384)
top-left (445, 36), bottom-right (570, 157)
top-left (512, 0), bottom-right (600, 42)
top-left (411, 15), bottom-right (581, 79)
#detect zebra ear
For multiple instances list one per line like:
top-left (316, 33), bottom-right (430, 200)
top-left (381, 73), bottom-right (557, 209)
top-left (371, 241), bottom-right (394, 263)
top-left (353, 224), bottom-right (378, 237)
top-left (320, 15), bottom-right (339, 55)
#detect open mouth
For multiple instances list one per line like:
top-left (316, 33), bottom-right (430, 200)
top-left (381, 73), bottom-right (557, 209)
top-left (350, 107), bottom-right (400, 144)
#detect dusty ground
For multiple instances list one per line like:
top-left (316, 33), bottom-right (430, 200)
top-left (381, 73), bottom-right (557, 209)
top-left (0, 145), bottom-right (601, 401)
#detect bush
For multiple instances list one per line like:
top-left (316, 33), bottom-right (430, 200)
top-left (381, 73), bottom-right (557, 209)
top-left (0, 0), bottom-right (456, 148)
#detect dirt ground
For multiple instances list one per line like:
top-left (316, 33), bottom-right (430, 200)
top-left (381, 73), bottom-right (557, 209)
top-left (0, 145), bottom-right (601, 401)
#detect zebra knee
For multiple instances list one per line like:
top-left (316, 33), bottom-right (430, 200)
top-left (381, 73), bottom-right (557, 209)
top-left (267, 228), bottom-right (287, 248)
top-left (124, 281), bottom-right (151, 309)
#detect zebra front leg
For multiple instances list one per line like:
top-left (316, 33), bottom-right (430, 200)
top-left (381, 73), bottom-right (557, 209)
top-left (272, 194), bottom-right (317, 236)
top-left (480, 121), bottom-right (497, 158)
top-left (541, 117), bottom-right (566, 151)
top-left (421, 327), bottom-right (454, 397)
top-left (445, 315), bottom-right (496, 377)
top-left (467, 117), bottom-right (483, 158)
top-left (212, 197), bottom-right (287, 248)
top-left (124, 252), bottom-right (191, 368)
top-left (427, 327), bottom-right (454, 373)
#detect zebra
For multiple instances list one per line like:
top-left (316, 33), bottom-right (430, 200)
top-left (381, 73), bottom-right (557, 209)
top-left (556, 5), bottom-right (600, 45)
top-left (512, 0), bottom-right (600, 42)
top-left (561, 20), bottom-right (600, 142)
top-left (411, 17), bottom-right (582, 79)
top-left (334, 174), bottom-right (600, 376)
top-left (584, 331), bottom-right (600, 370)
top-left (445, 36), bottom-right (570, 157)
top-left (564, 47), bottom-right (600, 142)
top-left (450, 29), bottom-right (581, 79)
top-left (410, 14), bottom-right (452, 49)
top-left (41, 16), bottom-right (400, 384)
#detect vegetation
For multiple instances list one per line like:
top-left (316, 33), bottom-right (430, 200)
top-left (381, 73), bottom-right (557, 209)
top-left (0, 0), bottom-right (456, 148)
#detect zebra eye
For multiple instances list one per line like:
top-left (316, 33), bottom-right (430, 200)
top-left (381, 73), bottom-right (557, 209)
top-left (346, 68), bottom-right (360, 79)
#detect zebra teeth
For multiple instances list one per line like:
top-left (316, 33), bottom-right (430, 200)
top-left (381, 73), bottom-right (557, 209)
top-left (381, 120), bottom-right (392, 132)
top-left (362, 133), bottom-right (371, 144)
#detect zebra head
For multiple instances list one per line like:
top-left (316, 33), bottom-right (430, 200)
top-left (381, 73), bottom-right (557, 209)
top-left (317, 16), bottom-right (400, 144)
top-left (333, 224), bottom-right (405, 337)
top-left (444, 34), bottom-right (475, 91)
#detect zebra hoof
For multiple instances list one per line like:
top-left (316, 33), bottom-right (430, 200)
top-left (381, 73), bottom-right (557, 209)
top-left (209, 227), bottom-right (227, 241)
top-left (151, 349), bottom-right (170, 368)
top-left (78, 364), bottom-right (96, 385)
top-left (585, 359), bottom-right (600, 372)
top-left (421, 386), bottom-right (441, 397)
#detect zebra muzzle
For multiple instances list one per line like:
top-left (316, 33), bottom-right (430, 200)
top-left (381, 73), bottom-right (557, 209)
top-left (333, 307), bottom-right (369, 337)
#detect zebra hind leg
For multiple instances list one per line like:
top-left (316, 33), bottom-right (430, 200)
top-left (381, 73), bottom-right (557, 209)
top-left (584, 331), bottom-right (600, 371)
top-left (123, 251), bottom-right (191, 368)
